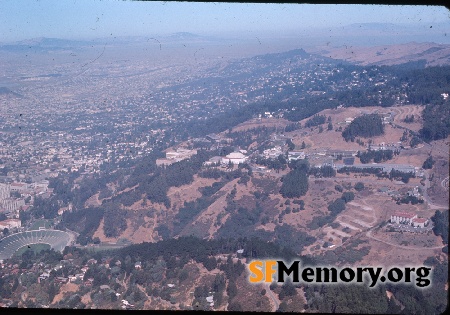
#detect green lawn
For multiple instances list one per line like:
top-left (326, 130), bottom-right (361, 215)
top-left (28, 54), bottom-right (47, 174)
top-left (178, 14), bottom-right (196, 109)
top-left (15, 243), bottom-right (51, 256)
top-left (29, 219), bottom-right (51, 230)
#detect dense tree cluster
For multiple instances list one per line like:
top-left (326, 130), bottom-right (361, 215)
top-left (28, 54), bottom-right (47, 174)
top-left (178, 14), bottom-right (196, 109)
top-left (305, 114), bottom-right (326, 128)
top-left (397, 195), bottom-right (424, 205)
top-left (422, 155), bottom-right (434, 169)
top-left (286, 138), bottom-right (295, 150)
top-left (431, 210), bottom-right (448, 246)
top-left (255, 154), bottom-right (287, 171)
top-left (342, 114), bottom-right (384, 142)
top-left (280, 168), bottom-right (309, 198)
top-left (308, 165), bottom-right (336, 178)
top-left (58, 207), bottom-right (104, 245)
top-left (103, 203), bottom-right (127, 237)
top-left (337, 166), bottom-right (383, 175)
top-left (400, 65), bottom-right (450, 104)
top-left (419, 101), bottom-right (450, 141)
top-left (341, 191), bottom-right (355, 203)
top-left (305, 284), bottom-right (389, 313)
top-left (273, 224), bottom-right (316, 253)
top-left (357, 149), bottom-right (394, 163)
top-left (354, 182), bottom-right (365, 191)
top-left (117, 236), bottom-right (306, 265)
top-left (388, 169), bottom-right (415, 183)
top-left (284, 122), bottom-right (301, 132)
top-left (403, 114), bottom-right (415, 123)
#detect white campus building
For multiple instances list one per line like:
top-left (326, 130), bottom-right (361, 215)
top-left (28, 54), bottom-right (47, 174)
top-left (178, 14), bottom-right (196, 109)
top-left (0, 219), bottom-right (21, 230)
top-left (0, 183), bottom-right (11, 200)
top-left (221, 152), bottom-right (248, 165)
top-left (390, 211), bottom-right (417, 224)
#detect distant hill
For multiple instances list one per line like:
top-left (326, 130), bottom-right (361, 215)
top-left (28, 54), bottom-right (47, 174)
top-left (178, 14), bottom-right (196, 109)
top-left (311, 42), bottom-right (450, 67)
top-left (0, 87), bottom-right (21, 97)
top-left (0, 37), bottom-right (96, 53)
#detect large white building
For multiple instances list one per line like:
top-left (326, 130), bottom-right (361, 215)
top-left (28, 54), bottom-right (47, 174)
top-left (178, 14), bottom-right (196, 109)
top-left (288, 151), bottom-right (305, 161)
top-left (0, 199), bottom-right (25, 214)
top-left (0, 219), bottom-right (21, 230)
top-left (0, 183), bottom-right (10, 200)
top-left (390, 211), bottom-right (417, 224)
top-left (10, 182), bottom-right (28, 192)
top-left (412, 218), bottom-right (429, 228)
top-left (221, 152), bottom-right (248, 165)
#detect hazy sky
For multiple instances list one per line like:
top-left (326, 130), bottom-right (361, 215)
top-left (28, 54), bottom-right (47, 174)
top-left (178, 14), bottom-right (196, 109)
top-left (0, 1), bottom-right (448, 42)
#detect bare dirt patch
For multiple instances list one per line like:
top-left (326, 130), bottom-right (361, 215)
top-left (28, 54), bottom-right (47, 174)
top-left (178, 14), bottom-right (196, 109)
top-left (230, 117), bottom-right (290, 133)
top-left (391, 105), bottom-right (424, 132)
top-left (51, 282), bottom-right (79, 304)
top-left (81, 292), bottom-right (92, 305)
top-left (92, 217), bottom-right (154, 244)
top-left (85, 192), bottom-right (101, 207)
top-left (430, 138), bottom-right (450, 160)
top-left (361, 236), bottom-right (443, 267)
top-left (371, 228), bottom-right (442, 248)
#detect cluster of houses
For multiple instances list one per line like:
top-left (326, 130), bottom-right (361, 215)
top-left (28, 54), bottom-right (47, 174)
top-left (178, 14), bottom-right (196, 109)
top-left (0, 180), bottom-right (50, 219)
top-left (378, 185), bottom-right (423, 202)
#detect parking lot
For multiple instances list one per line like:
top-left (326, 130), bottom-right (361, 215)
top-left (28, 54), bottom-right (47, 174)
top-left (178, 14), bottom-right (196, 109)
top-left (388, 223), bottom-right (433, 233)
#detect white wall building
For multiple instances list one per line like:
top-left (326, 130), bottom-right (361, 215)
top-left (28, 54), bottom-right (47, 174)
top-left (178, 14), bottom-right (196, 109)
top-left (0, 199), bottom-right (25, 214)
top-left (288, 151), bottom-right (305, 161)
top-left (390, 211), bottom-right (417, 224)
top-left (10, 182), bottom-right (28, 192)
top-left (412, 218), bottom-right (429, 228)
top-left (0, 183), bottom-right (10, 200)
top-left (0, 219), bottom-right (21, 230)
top-left (221, 152), bottom-right (248, 165)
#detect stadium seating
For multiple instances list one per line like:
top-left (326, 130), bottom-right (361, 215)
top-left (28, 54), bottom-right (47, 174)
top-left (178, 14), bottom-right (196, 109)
top-left (0, 229), bottom-right (72, 260)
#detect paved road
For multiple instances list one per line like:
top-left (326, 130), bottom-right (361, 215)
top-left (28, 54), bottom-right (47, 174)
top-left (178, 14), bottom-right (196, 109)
top-left (244, 262), bottom-right (279, 312)
top-left (422, 170), bottom-right (448, 210)
top-left (264, 282), bottom-right (280, 312)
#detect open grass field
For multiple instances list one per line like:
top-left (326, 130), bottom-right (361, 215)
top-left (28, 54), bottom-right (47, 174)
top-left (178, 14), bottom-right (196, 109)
top-left (14, 243), bottom-right (51, 256)
top-left (29, 219), bottom-right (52, 230)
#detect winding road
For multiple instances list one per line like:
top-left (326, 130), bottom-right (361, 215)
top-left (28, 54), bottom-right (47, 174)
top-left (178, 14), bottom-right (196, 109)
top-left (244, 262), bottom-right (279, 312)
top-left (264, 282), bottom-right (280, 312)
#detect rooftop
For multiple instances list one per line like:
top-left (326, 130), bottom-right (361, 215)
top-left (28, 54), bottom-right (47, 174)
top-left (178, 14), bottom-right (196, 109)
top-left (392, 211), bottom-right (416, 219)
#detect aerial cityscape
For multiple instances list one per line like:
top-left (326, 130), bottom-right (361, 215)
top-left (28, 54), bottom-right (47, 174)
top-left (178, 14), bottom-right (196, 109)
top-left (0, 1), bottom-right (448, 312)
